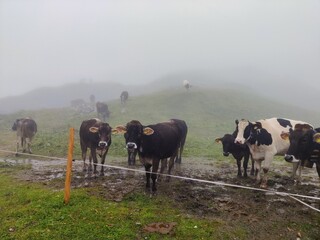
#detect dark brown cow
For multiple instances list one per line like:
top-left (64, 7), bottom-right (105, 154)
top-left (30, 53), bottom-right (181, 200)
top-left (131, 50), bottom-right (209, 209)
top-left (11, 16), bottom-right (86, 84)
top-left (120, 91), bottom-right (129, 105)
top-left (125, 119), bottom-right (188, 166)
top-left (12, 118), bottom-right (37, 154)
top-left (96, 102), bottom-right (110, 121)
top-left (114, 120), bottom-right (182, 192)
top-left (79, 118), bottom-right (112, 177)
top-left (215, 132), bottom-right (254, 177)
top-left (280, 124), bottom-right (320, 181)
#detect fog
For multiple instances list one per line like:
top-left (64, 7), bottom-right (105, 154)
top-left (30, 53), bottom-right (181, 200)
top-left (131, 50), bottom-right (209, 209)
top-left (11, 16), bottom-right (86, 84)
top-left (1, 0), bottom-right (319, 99)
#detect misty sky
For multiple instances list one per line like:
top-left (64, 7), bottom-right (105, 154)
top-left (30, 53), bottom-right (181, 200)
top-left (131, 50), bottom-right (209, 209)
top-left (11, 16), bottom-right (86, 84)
top-left (0, 0), bottom-right (319, 98)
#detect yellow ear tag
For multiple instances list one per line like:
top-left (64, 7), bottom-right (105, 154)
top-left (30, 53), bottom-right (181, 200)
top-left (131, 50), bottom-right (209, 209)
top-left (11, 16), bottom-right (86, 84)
top-left (143, 127), bottom-right (154, 135)
top-left (313, 133), bottom-right (320, 143)
top-left (89, 127), bottom-right (99, 133)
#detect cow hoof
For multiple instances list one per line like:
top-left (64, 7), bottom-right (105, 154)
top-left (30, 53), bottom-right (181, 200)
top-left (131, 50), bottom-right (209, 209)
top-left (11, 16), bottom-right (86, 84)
top-left (99, 172), bottom-right (105, 177)
top-left (15, 153), bottom-right (19, 157)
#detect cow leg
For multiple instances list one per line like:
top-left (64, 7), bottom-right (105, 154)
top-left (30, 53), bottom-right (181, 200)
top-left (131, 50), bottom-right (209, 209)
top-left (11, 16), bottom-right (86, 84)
top-left (291, 161), bottom-right (299, 180)
top-left (81, 148), bottom-right (88, 172)
top-left (236, 158), bottom-right (242, 177)
top-left (260, 156), bottom-right (273, 189)
top-left (99, 148), bottom-right (109, 176)
top-left (255, 159), bottom-right (262, 183)
top-left (145, 163), bottom-right (152, 190)
top-left (151, 159), bottom-right (160, 193)
top-left (22, 137), bottom-right (27, 153)
top-left (15, 136), bottom-right (20, 155)
top-left (158, 158), bottom-right (167, 182)
top-left (243, 154), bottom-right (249, 178)
top-left (91, 149), bottom-right (98, 177)
top-left (250, 157), bottom-right (255, 176)
top-left (26, 137), bottom-right (32, 154)
top-left (316, 162), bottom-right (320, 178)
top-left (166, 154), bottom-right (176, 182)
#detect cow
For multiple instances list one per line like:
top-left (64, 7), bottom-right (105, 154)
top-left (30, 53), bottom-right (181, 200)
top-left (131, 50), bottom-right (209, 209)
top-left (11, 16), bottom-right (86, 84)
top-left (234, 117), bottom-right (311, 188)
top-left (96, 102), bottom-right (110, 121)
top-left (113, 120), bottom-right (182, 192)
top-left (170, 119), bottom-right (188, 164)
top-left (183, 80), bottom-right (191, 90)
top-left (79, 118), bottom-right (112, 177)
top-left (280, 124), bottom-right (320, 181)
top-left (12, 118), bottom-right (37, 155)
top-left (215, 132), bottom-right (254, 178)
top-left (120, 91), bottom-right (129, 105)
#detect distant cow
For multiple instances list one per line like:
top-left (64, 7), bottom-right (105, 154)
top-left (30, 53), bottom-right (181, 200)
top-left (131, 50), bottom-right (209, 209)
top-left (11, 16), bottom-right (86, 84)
top-left (183, 80), bottom-right (191, 90)
top-left (234, 118), bottom-right (311, 188)
top-left (120, 91), bottom-right (129, 105)
top-left (215, 132), bottom-right (254, 178)
top-left (96, 102), bottom-right (110, 121)
top-left (280, 124), bottom-right (320, 181)
top-left (79, 118), bottom-right (112, 176)
top-left (12, 118), bottom-right (37, 154)
top-left (114, 120), bottom-right (182, 192)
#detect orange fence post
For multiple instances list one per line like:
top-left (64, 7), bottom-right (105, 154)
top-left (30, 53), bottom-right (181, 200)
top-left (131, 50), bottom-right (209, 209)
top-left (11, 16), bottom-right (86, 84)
top-left (64, 127), bottom-right (74, 204)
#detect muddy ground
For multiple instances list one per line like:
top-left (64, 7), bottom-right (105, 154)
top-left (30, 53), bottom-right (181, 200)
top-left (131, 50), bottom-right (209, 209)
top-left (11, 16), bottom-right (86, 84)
top-left (1, 156), bottom-right (320, 239)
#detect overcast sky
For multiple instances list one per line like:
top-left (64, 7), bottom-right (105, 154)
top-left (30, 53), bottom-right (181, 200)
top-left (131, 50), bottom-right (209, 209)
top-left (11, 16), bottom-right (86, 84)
top-left (0, 0), bottom-right (319, 98)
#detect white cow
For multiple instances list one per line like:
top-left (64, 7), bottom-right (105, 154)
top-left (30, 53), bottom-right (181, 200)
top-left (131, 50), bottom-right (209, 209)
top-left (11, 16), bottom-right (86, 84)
top-left (234, 117), bottom-right (312, 188)
top-left (183, 80), bottom-right (191, 90)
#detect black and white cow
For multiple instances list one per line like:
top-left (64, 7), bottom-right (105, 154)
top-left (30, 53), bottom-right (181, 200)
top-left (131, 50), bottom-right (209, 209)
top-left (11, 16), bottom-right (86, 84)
top-left (79, 118), bottom-right (112, 177)
top-left (280, 124), bottom-right (320, 181)
top-left (234, 118), bottom-right (311, 188)
top-left (215, 132), bottom-right (254, 178)
top-left (113, 120), bottom-right (182, 192)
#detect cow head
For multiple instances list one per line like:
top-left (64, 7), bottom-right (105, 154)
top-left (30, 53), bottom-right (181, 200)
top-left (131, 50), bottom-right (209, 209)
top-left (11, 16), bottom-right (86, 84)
top-left (215, 134), bottom-right (235, 156)
top-left (89, 122), bottom-right (112, 149)
top-left (281, 124), bottom-right (314, 163)
top-left (114, 120), bottom-right (154, 152)
top-left (234, 119), bottom-right (255, 145)
top-left (12, 118), bottom-right (24, 131)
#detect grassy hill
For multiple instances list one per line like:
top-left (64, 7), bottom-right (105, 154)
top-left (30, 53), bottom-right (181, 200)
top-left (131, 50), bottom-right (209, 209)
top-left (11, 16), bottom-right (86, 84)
top-left (1, 87), bottom-right (320, 160)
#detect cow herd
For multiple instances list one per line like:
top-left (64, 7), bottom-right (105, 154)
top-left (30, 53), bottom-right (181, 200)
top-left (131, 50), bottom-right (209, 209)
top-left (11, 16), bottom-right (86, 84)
top-left (11, 115), bottom-right (320, 193)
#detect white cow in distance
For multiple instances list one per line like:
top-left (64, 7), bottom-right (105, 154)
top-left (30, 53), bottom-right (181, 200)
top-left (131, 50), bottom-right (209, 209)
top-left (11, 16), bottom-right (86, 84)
top-left (183, 80), bottom-right (191, 90)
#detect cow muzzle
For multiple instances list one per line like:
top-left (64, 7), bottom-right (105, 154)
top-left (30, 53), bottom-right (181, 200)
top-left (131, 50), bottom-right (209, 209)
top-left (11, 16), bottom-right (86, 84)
top-left (98, 141), bottom-right (108, 148)
top-left (223, 152), bottom-right (230, 157)
top-left (284, 154), bottom-right (299, 163)
top-left (126, 142), bottom-right (137, 150)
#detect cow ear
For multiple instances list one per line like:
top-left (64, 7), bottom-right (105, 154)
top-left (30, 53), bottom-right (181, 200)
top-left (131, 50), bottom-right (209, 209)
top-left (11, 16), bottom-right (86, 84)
top-left (313, 133), bottom-right (320, 143)
top-left (215, 138), bottom-right (222, 143)
top-left (113, 125), bottom-right (127, 134)
top-left (253, 122), bottom-right (262, 130)
top-left (235, 119), bottom-right (239, 125)
top-left (89, 127), bottom-right (99, 133)
top-left (143, 127), bottom-right (154, 135)
top-left (280, 131), bottom-right (289, 141)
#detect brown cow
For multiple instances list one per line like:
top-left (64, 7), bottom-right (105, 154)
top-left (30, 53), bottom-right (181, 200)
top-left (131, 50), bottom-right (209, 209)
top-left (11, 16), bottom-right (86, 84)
top-left (79, 118), bottom-right (112, 177)
top-left (96, 102), bottom-right (110, 121)
top-left (114, 120), bottom-right (183, 192)
top-left (12, 118), bottom-right (37, 155)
